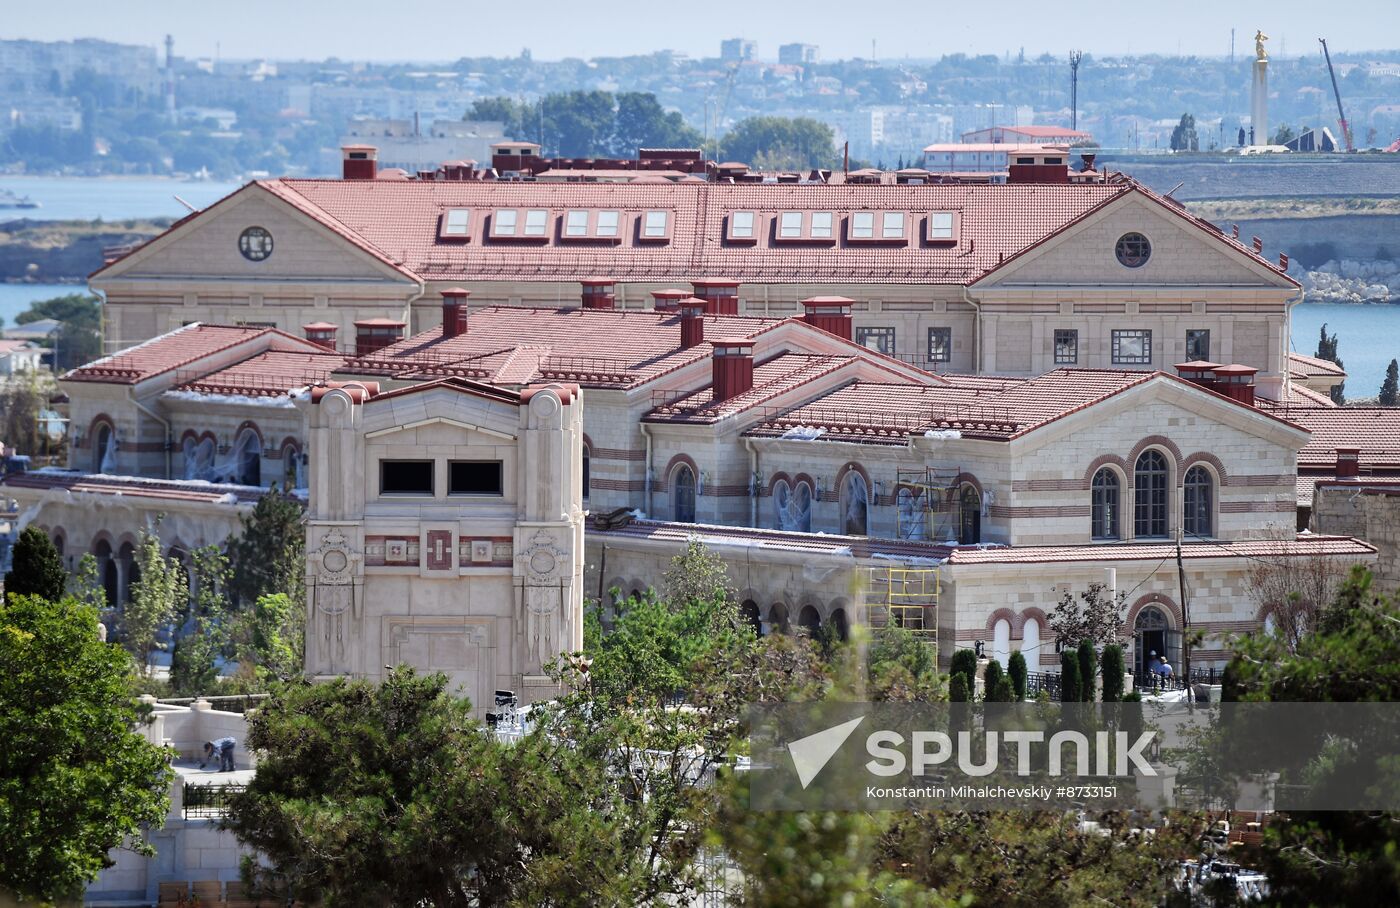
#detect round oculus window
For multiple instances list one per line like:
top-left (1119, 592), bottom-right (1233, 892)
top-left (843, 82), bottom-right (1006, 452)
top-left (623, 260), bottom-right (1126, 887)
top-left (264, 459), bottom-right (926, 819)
top-left (1115, 232), bottom-right (1151, 268)
top-left (239, 226), bottom-right (274, 261)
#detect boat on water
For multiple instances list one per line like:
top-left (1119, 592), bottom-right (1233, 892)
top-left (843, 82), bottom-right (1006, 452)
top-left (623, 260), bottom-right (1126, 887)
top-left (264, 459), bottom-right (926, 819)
top-left (0, 188), bottom-right (40, 209)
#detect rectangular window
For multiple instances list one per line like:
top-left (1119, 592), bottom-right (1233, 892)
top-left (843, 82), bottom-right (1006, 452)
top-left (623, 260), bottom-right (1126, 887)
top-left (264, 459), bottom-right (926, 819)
top-left (729, 211), bottom-right (755, 239)
top-left (596, 210), bottom-right (620, 236)
top-left (1112, 329), bottom-right (1153, 365)
top-left (564, 210), bottom-right (589, 236)
top-left (493, 209), bottom-right (517, 236)
top-left (1054, 329), bottom-right (1079, 364)
top-left (381, 460), bottom-right (434, 495)
top-left (449, 460), bottom-right (503, 496)
top-left (779, 211), bottom-right (803, 238)
top-left (927, 327), bottom-right (952, 363)
top-left (810, 211), bottom-right (833, 238)
top-left (1016, 156), bottom-right (1035, 164)
top-left (1186, 329), bottom-right (1210, 360)
top-left (851, 211), bottom-right (875, 239)
top-left (881, 212), bottom-right (905, 238)
top-left (927, 211), bottom-right (957, 242)
top-left (439, 208), bottom-right (471, 239)
top-left (855, 326), bottom-right (896, 354)
top-left (523, 209), bottom-right (548, 236)
top-left (643, 210), bottom-right (669, 237)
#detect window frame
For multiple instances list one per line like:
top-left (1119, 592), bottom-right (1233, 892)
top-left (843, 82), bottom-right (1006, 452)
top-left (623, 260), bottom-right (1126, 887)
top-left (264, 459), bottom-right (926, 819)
top-left (1133, 450), bottom-right (1170, 539)
top-left (1185, 329), bottom-right (1211, 361)
top-left (438, 208), bottom-right (473, 241)
top-left (380, 459), bottom-right (435, 496)
top-left (563, 209), bottom-right (590, 237)
top-left (726, 210), bottom-right (758, 244)
top-left (1183, 465), bottom-right (1213, 538)
top-left (672, 464), bottom-right (696, 522)
top-left (1112, 329), bottom-right (1153, 366)
top-left (490, 209), bottom-right (518, 237)
top-left (847, 211), bottom-right (909, 246)
top-left (1054, 328), bottom-right (1079, 365)
top-left (638, 209), bottom-right (673, 243)
top-left (771, 210), bottom-right (837, 245)
top-left (926, 326), bottom-right (952, 363)
top-left (448, 459), bottom-right (504, 497)
top-left (1115, 231), bottom-right (1152, 268)
top-left (1091, 467), bottom-right (1120, 540)
top-left (522, 209), bottom-right (549, 236)
top-left (855, 326), bottom-right (897, 355)
top-left (925, 211), bottom-right (960, 244)
top-left (778, 211), bottom-right (803, 238)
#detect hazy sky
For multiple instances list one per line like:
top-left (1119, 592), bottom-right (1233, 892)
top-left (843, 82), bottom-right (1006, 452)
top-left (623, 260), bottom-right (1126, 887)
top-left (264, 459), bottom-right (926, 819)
top-left (12, 0), bottom-right (1396, 62)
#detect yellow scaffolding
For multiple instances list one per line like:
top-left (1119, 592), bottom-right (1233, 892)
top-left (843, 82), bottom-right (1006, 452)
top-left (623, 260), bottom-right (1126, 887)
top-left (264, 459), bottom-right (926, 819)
top-left (864, 565), bottom-right (939, 640)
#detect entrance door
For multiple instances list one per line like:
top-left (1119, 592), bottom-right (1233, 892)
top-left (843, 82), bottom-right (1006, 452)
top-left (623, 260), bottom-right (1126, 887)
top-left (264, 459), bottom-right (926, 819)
top-left (959, 485), bottom-right (981, 545)
top-left (1134, 605), bottom-right (1171, 677)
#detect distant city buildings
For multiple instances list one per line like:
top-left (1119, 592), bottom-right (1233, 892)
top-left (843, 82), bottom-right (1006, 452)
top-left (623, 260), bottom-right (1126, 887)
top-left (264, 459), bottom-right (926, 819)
top-left (336, 118), bottom-right (506, 174)
top-left (778, 43), bottom-right (819, 65)
top-left (720, 38), bottom-right (756, 63)
top-left (962, 124), bottom-right (1095, 145)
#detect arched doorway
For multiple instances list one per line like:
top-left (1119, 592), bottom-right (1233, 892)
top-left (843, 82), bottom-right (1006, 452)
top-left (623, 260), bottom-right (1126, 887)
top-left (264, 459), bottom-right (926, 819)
top-left (829, 607), bottom-right (849, 641)
top-left (740, 600), bottom-right (762, 636)
top-left (118, 541), bottom-right (138, 605)
top-left (95, 539), bottom-right (117, 607)
top-left (1133, 605), bottom-right (1178, 678)
top-left (93, 421), bottom-right (115, 473)
top-left (841, 471), bottom-right (868, 536)
top-left (958, 485), bottom-right (981, 545)
top-left (769, 603), bottom-right (790, 635)
top-left (797, 604), bottom-right (821, 636)
top-left (672, 465), bottom-right (696, 523)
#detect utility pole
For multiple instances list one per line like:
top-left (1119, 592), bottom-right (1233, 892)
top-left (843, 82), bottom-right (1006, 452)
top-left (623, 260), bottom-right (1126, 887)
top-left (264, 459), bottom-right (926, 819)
top-left (1175, 527), bottom-right (1191, 684)
top-left (1069, 50), bottom-right (1083, 131)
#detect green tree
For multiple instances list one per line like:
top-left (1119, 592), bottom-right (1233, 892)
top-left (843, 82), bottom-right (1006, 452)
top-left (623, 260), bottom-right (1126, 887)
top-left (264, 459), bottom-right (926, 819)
top-left (949, 648), bottom-right (978, 696)
top-left (0, 368), bottom-right (60, 458)
top-left (1077, 639), bottom-right (1097, 702)
top-left (1007, 649), bottom-right (1028, 701)
top-left (612, 92), bottom-right (702, 155)
top-left (1316, 323), bottom-right (1346, 404)
top-left (948, 672), bottom-right (970, 702)
top-left (1273, 123), bottom-right (1297, 146)
top-left (541, 89), bottom-right (616, 156)
top-left (719, 116), bottom-right (838, 170)
top-left (867, 623), bottom-right (941, 701)
top-left (16, 292), bottom-right (103, 372)
top-left (69, 551), bottom-right (107, 613)
top-left (982, 658), bottom-right (1005, 702)
top-left (227, 491), bottom-right (305, 607)
top-left (5, 525), bottom-right (66, 602)
top-left (1048, 582), bottom-right (1124, 648)
top-left (0, 595), bottom-right (169, 903)
top-left (1101, 644), bottom-right (1125, 702)
top-left (169, 545), bottom-right (231, 696)
top-left (1169, 112), bottom-right (1199, 151)
top-left (662, 536), bottom-right (736, 609)
top-left (1381, 359), bottom-right (1399, 406)
top-left (123, 522), bottom-right (186, 676)
top-left (241, 593), bottom-right (303, 682)
top-left (1059, 651), bottom-right (1081, 702)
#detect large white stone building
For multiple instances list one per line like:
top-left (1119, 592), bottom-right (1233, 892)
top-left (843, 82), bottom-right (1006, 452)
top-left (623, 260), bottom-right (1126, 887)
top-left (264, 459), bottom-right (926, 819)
top-left (7, 149), bottom-right (1382, 688)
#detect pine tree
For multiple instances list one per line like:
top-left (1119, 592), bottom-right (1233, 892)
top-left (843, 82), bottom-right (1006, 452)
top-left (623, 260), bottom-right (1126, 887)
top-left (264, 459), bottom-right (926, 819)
top-left (1077, 639), bottom-right (1097, 702)
top-left (1008, 650), bottom-right (1028, 701)
top-left (4, 526), bottom-right (66, 602)
top-left (1381, 359), bottom-right (1399, 407)
top-left (1059, 651), bottom-right (1081, 702)
top-left (1317, 324), bottom-right (1346, 404)
top-left (228, 491), bottom-right (305, 607)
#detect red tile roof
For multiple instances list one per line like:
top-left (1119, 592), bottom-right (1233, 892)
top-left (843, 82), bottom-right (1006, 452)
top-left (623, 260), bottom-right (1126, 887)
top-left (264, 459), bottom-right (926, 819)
top-left (645, 353), bottom-right (857, 423)
top-left (589, 518), bottom-right (955, 561)
top-left (1287, 351), bottom-right (1346, 378)
top-left (64, 324), bottom-right (271, 385)
top-left (336, 306), bottom-right (786, 388)
top-left (1285, 406), bottom-right (1400, 469)
top-left (944, 534), bottom-right (1374, 566)
top-left (238, 178), bottom-right (1136, 285)
top-left (1, 470), bottom-right (270, 504)
top-left (172, 350), bottom-right (348, 397)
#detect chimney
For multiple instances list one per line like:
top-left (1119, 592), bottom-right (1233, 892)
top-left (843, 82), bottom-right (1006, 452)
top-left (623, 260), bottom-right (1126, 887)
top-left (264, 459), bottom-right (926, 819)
top-left (800, 296), bottom-right (854, 340)
top-left (1007, 162), bottom-right (1069, 184)
top-left (679, 298), bottom-right (707, 350)
top-left (580, 277), bottom-right (616, 310)
top-left (711, 339), bottom-right (755, 401)
top-left (342, 144), bottom-right (378, 180)
top-left (1336, 448), bottom-right (1361, 479)
top-left (650, 288), bottom-right (690, 312)
top-left (1211, 364), bottom-right (1258, 406)
top-left (353, 318), bottom-right (404, 356)
top-left (441, 287), bottom-right (470, 338)
top-left (1173, 360), bottom-right (1222, 389)
top-left (691, 278), bottom-right (741, 315)
top-left (1079, 153), bottom-right (1097, 172)
top-left (302, 322), bottom-right (338, 350)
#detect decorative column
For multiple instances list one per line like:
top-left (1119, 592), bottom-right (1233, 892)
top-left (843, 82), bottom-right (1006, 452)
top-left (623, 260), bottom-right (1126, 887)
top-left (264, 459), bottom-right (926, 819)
top-left (1250, 30), bottom-right (1270, 147)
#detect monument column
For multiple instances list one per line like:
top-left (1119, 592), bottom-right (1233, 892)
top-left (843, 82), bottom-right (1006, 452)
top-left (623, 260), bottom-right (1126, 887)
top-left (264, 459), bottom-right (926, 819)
top-left (1250, 30), bottom-right (1270, 147)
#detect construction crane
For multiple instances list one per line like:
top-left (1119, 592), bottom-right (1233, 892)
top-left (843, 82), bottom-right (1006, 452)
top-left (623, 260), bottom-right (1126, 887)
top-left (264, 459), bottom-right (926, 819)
top-left (1319, 38), bottom-right (1355, 152)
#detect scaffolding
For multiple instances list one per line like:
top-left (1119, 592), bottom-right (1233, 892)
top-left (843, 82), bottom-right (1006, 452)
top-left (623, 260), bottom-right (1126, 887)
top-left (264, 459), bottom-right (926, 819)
top-left (863, 565), bottom-right (939, 642)
top-left (895, 466), bottom-right (963, 542)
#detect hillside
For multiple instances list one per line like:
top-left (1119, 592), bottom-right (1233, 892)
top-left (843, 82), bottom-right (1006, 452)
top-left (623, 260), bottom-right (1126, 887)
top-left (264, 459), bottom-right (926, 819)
top-left (0, 218), bottom-right (168, 282)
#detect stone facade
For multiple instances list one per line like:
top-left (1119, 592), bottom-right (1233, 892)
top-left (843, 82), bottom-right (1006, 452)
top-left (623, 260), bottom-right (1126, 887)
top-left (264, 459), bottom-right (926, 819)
top-left (1312, 480), bottom-right (1400, 590)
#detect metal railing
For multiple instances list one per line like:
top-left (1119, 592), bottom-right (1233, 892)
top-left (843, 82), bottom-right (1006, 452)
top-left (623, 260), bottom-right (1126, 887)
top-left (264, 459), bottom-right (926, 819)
top-left (182, 782), bottom-right (245, 819)
top-left (156, 693), bottom-right (270, 714)
top-left (1025, 671), bottom-right (1061, 700)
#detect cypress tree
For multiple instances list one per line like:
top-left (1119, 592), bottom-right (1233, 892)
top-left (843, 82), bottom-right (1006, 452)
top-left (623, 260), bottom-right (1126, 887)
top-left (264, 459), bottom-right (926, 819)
top-left (982, 659), bottom-right (1005, 702)
top-left (1008, 650), bottom-right (1028, 701)
top-left (1381, 359), bottom-right (1399, 407)
top-left (1077, 639), bottom-right (1097, 702)
top-left (1059, 652), bottom-right (1081, 702)
top-left (950, 648), bottom-right (978, 695)
top-left (5, 526), bottom-right (66, 603)
top-left (1100, 644), bottom-right (1125, 702)
top-left (949, 673), bottom-right (970, 703)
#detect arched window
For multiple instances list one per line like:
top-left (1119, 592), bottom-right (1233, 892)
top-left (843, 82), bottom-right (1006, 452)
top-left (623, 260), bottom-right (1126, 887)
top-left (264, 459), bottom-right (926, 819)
top-left (740, 600), bottom-right (762, 636)
top-left (1091, 468), bottom-right (1120, 540)
top-left (798, 605), bottom-right (821, 636)
top-left (235, 430), bottom-right (262, 486)
top-left (283, 443), bottom-right (305, 491)
top-left (1134, 450), bottom-right (1169, 539)
top-left (1022, 617), bottom-right (1042, 667)
top-left (959, 484), bottom-right (981, 545)
top-left (581, 444), bottom-right (591, 500)
top-left (841, 471), bottom-right (868, 536)
top-left (772, 478), bottom-right (791, 529)
top-left (792, 481), bottom-right (812, 533)
top-left (95, 539), bottom-right (117, 607)
top-left (93, 422), bottom-right (115, 473)
top-left (672, 465), bottom-right (696, 523)
top-left (992, 617), bottom-right (1011, 670)
top-left (769, 603), bottom-right (791, 634)
top-left (183, 435), bottom-right (215, 480)
top-left (1184, 466), bottom-right (1213, 538)
top-left (830, 608), bottom-right (849, 641)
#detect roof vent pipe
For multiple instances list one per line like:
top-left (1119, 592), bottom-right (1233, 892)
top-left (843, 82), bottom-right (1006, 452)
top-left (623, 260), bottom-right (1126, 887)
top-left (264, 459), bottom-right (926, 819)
top-left (711, 339), bottom-right (755, 401)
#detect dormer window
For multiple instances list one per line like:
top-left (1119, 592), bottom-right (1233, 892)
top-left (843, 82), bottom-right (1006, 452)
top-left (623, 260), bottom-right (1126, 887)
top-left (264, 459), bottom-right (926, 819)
top-left (493, 209), bottom-right (518, 236)
top-left (926, 211), bottom-right (960, 244)
top-left (564, 210), bottom-right (589, 237)
top-left (774, 210), bottom-right (837, 244)
top-left (882, 212), bottom-right (905, 239)
top-left (559, 209), bottom-right (623, 243)
top-left (726, 211), bottom-right (757, 244)
top-left (639, 210), bottom-right (672, 243)
top-left (851, 212), bottom-right (875, 239)
top-left (523, 209), bottom-right (548, 236)
top-left (596, 210), bottom-right (620, 237)
top-left (848, 211), bottom-right (908, 245)
top-left (779, 211), bottom-right (803, 238)
top-left (810, 211), bottom-right (833, 238)
top-left (438, 208), bottom-right (472, 241)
